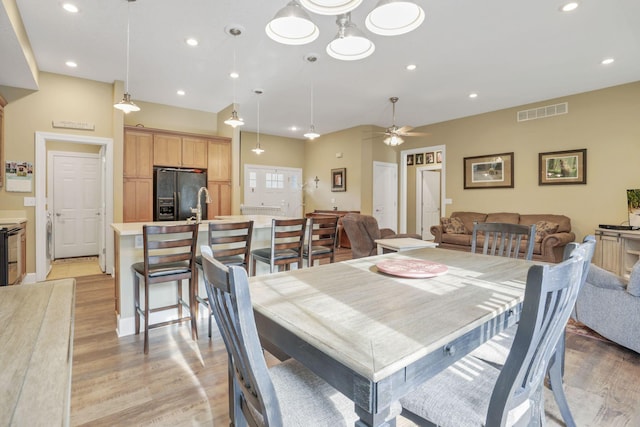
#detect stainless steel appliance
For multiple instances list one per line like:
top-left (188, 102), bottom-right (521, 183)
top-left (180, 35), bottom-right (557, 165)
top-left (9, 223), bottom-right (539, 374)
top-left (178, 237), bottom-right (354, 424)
top-left (0, 226), bottom-right (20, 286)
top-left (153, 168), bottom-right (208, 221)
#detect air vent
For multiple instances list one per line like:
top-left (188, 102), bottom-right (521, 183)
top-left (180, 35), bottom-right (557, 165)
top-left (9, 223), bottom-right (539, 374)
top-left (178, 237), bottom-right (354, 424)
top-left (517, 102), bottom-right (568, 122)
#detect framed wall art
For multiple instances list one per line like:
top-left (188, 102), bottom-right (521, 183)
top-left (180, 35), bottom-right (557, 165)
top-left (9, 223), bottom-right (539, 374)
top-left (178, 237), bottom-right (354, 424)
top-left (415, 153), bottom-right (424, 165)
top-left (407, 154), bottom-right (414, 166)
top-left (463, 152), bottom-right (514, 189)
top-left (538, 149), bottom-right (586, 185)
top-left (426, 152), bottom-right (435, 164)
top-left (331, 168), bottom-right (346, 192)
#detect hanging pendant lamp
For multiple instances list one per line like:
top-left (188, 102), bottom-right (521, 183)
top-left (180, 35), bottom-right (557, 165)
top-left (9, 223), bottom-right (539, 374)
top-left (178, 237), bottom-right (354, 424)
top-left (252, 90), bottom-right (265, 154)
top-left (365, 0), bottom-right (425, 36)
top-left (224, 26), bottom-right (245, 128)
top-left (299, 0), bottom-right (362, 15)
top-left (303, 55), bottom-right (320, 140)
top-left (114, 0), bottom-right (140, 113)
top-left (266, 1), bottom-right (319, 45)
top-left (326, 13), bottom-right (375, 61)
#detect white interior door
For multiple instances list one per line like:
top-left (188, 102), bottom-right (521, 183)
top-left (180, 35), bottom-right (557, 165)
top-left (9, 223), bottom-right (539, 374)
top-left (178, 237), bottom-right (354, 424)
top-left (419, 169), bottom-right (441, 240)
top-left (52, 153), bottom-right (100, 258)
top-left (244, 164), bottom-right (303, 217)
top-left (373, 161), bottom-right (398, 231)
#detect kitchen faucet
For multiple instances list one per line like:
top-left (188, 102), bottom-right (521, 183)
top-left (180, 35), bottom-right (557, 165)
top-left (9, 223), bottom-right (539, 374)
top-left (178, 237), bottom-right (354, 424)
top-left (191, 186), bottom-right (212, 223)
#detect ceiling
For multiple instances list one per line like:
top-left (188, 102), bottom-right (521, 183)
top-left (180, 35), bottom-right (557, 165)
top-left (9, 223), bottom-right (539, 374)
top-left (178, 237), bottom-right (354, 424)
top-left (2, 0), bottom-right (639, 139)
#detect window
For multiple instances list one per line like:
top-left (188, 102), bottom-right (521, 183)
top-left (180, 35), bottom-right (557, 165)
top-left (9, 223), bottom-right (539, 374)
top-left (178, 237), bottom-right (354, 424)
top-left (266, 172), bottom-right (284, 189)
top-left (249, 171), bottom-right (257, 189)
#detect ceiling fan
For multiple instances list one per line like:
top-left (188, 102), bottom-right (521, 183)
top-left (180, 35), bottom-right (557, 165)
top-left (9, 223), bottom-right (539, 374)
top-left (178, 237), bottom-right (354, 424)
top-left (382, 97), bottom-right (428, 146)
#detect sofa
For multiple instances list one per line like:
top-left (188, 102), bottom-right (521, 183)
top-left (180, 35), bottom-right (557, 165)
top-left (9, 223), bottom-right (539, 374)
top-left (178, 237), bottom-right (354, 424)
top-left (573, 262), bottom-right (640, 354)
top-left (431, 211), bottom-right (575, 263)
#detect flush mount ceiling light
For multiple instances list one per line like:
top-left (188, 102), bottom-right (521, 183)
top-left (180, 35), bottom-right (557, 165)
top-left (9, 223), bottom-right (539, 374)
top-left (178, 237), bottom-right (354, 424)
top-left (299, 0), bottom-right (362, 15)
top-left (114, 0), bottom-right (140, 114)
top-left (265, 1), bottom-right (319, 45)
top-left (560, 2), bottom-right (579, 12)
top-left (365, 0), bottom-right (425, 36)
top-left (326, 13), bottom-right (375, 61)
top-left (224, 25), bottom-right (245, 128)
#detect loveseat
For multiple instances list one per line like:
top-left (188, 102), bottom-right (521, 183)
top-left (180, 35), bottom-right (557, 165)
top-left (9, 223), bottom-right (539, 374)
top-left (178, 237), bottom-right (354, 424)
top-left (431, 211), bottom-right (575, 263)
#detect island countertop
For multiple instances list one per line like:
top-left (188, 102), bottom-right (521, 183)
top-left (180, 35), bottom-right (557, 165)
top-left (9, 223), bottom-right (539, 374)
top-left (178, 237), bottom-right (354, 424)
top-left (111, 215), bottom-right (283, 236)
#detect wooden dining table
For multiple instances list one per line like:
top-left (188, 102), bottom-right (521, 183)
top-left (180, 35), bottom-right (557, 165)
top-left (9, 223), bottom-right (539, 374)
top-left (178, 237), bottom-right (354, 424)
top-left (249, 247), bottom-right (535, 427)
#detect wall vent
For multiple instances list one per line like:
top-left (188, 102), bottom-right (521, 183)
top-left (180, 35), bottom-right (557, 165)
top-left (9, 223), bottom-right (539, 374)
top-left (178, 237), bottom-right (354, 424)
top-left (517, 102), bottom-right (568, 122)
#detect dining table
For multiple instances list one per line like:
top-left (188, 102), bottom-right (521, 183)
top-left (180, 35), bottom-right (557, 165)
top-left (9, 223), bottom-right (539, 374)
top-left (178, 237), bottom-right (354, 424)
top-left (249, 247), bottom-right (535, 427)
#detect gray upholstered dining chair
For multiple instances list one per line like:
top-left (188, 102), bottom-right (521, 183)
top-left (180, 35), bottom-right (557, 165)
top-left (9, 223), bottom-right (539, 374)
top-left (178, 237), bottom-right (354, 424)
top-left (251, 218), bottom-right (307, 276)
top-left (471, 222), bottom-right (536, 260)
top-left (469, 235), bottom-right (596, 427)
top-left (194, 220), bottom-right (254, 338)
top-left (303, 215), bottom-right (339, 267)
top-left (200, 252), bottom-right (402, 426)
top-left (399, 239), bottom-right (591, 427)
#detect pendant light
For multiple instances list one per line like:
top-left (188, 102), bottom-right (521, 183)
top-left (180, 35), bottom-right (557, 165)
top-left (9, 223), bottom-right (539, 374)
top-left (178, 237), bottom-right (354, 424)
top-left (303, 54), bottom-right (320, 140)
top-left (365, 0), bottom-right (425, 36)
top-left (224, 26), bottom-right (245, 128)
top-left (299, 0), bottom-right (362, 15)
top-left (266, 1), bottom-right (319, 46)
top-left (252, 90), bottom-right (265, 155)
top-left (326, 13), bottom-right (375, 61)
top-left (114, 0), bottom-right (140, 113)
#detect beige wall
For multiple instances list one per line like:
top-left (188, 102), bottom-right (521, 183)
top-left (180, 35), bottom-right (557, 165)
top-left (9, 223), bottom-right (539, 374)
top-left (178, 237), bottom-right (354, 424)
top-left (397, 81), bottom-right (640, 241)
top-left (125, 101), bottom-right (218, 135)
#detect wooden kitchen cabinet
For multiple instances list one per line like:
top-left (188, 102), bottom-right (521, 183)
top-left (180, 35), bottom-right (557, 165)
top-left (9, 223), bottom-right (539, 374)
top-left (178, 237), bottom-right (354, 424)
top-left (123, 130), bottom-right (153, 178)
top-left (207, 181), bottom-right (232, 218)
top-left (123, 179), bottom-right (153, 222)
top-left (207, 138), bottom-right (231, 181)
top-left (154, 133), bottom-right (208, 168)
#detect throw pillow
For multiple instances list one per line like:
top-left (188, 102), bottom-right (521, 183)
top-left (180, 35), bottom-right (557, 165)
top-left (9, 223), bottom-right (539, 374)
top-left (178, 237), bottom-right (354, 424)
top-left (534, 221), bottom-right (559, 242)
top-left (628, 260), bottom-right (640, 297)
top-left (441, 216), bottom-right (467, 234)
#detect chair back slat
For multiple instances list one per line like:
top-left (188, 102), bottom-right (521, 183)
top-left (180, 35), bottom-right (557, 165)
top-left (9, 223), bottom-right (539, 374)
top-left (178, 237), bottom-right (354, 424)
top-left (472, 222), bottom-right (536, 260)
top-left (142, 224), bottom-right (198, 269)
top-left (485, 238), bottom-right (595, 426)
top-left (201, 253), bottom-right (284, 426)
top-left (306, 215), bottom-right (338, 266)
top-left (271, 218), bottom-right (306, 256)
top-left (207, 220), bottom-right (254, 268)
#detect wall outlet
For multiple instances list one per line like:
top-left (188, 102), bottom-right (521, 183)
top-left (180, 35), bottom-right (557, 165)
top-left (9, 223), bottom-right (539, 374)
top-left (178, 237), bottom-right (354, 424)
top-left (445, 198), bottom-right (453, 204)
top-left (135, 235), bottom-right (143, 249)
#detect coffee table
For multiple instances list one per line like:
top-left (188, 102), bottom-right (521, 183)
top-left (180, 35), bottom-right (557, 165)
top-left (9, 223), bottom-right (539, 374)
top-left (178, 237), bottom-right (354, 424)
top-left (375, 237), bottom-right (437, 255)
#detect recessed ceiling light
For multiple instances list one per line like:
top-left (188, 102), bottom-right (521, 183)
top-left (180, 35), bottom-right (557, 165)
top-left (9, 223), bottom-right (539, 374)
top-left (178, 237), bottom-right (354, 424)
top-left (406, 64), bottom-right (417, 71)
top-left (560, 2), bottom-right (579, 12)
top-left (290, 126), bottom-right (298, 132)
top-left (469, 93), bottom-right (478, 99)
top-left (229, 71), bottom-right (239, 79)
top-left (65, 61), bottom-right (78, 68)
top-left (185, 38), bottom-right (199, 47)
top-left (62, 3), bottom-right (79, 13)
top-left (177, 90), bottom-right (186, 96)
top-left (601, 58), bottom-right (615, 65)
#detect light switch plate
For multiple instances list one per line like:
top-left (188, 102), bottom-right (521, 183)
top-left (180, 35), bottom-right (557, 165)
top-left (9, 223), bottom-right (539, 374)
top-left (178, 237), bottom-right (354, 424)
top-left (24, 197), bottom-right (36, 206)
top-left (135, 235), bottom-right (143, 248)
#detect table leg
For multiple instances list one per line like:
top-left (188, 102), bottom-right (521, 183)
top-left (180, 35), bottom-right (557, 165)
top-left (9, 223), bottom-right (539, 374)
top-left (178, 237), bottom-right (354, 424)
top-left (355, 404), bottom-right (395, 427)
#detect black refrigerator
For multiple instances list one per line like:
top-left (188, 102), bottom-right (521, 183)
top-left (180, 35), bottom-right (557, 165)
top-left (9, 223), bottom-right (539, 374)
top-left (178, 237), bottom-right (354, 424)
top-left (154, 168), bottom-right (207, 221)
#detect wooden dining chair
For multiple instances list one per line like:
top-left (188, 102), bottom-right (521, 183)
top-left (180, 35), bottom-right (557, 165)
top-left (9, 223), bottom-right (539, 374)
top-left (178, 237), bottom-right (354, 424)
top-left (471, 222), bottom-right (536, 260)
top-left (194, 220), bottom-right (254, 338)
top-left (132, 223), bottom-right (198, 354)
top-left (303, 215), bottom-right (339, 267)
top-left (251, 218), bottom-right (307, 276)
top-left (200, 253), bottom-right (378, 426)
top-left (399, 240), bottom-right (591, 427)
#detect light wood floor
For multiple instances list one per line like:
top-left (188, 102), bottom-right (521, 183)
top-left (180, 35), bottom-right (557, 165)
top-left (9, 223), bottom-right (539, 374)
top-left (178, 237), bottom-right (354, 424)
top-left (69, 251), bottom-right (640, 426)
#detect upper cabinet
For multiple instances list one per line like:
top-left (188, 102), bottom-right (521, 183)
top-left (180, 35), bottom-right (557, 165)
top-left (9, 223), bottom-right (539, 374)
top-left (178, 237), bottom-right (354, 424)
top-left (154, 133), bottom-right (208, 168)
top-left (123, 129), bottom-right (153, 178)
top-left (207, 138), bottom-right (231, 181)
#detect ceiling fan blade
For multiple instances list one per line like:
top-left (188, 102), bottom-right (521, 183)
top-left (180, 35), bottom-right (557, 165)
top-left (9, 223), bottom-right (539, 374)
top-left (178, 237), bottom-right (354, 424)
top-left (403, 131), bottom-right (430, 137)
top-left (396, 125), bottom-right (413, 134)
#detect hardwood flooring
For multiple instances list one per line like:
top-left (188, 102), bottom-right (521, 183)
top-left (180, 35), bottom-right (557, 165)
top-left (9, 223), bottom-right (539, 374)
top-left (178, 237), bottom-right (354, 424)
top-left (70, 250), bottom-right (640, 426)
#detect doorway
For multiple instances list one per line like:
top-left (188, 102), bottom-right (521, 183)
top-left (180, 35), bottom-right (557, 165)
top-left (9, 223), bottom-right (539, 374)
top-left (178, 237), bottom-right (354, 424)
top-left (48, 151), bottom-right (101, 259)
top-left (35, 132), bottom-right (113, 282)
top-left (373, 161), bottom-right (398, 231)
top-left (417, 168), bottom-right (441, 240)
top-left (243, 164), bottom-right (303, 217)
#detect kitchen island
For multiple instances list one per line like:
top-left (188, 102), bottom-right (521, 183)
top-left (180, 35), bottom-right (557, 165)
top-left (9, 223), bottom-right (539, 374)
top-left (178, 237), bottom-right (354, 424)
top-left (111, 215), bottom-right (282, 337)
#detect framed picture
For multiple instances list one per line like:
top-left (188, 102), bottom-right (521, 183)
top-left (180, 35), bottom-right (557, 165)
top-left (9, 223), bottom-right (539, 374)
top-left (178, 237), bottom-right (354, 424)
top-left (426, 152), bottom-right (435, 164)
top-left (464, 152), bottom-right (514, 189)
top-left (436, 151), bottom-right (442, 164)
top-left (538, 149), bottom-right (587, 185)
top-left (407, 154), bottom-right (414, 166)
top-left (331, 168), bottom-right (346, 192)
top-left (415, 153), bottom-right (424, 165)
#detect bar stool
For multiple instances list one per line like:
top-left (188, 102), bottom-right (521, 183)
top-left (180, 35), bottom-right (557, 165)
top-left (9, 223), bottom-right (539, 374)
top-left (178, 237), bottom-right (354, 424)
top-left (132, 223), bottom-right (198, 354)
top-left (303, 215), bottom-right (338, 267)
top-left (251, 218), bottom-right (307, 276)
top-left (194, 220), bottom-right (254, 337)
